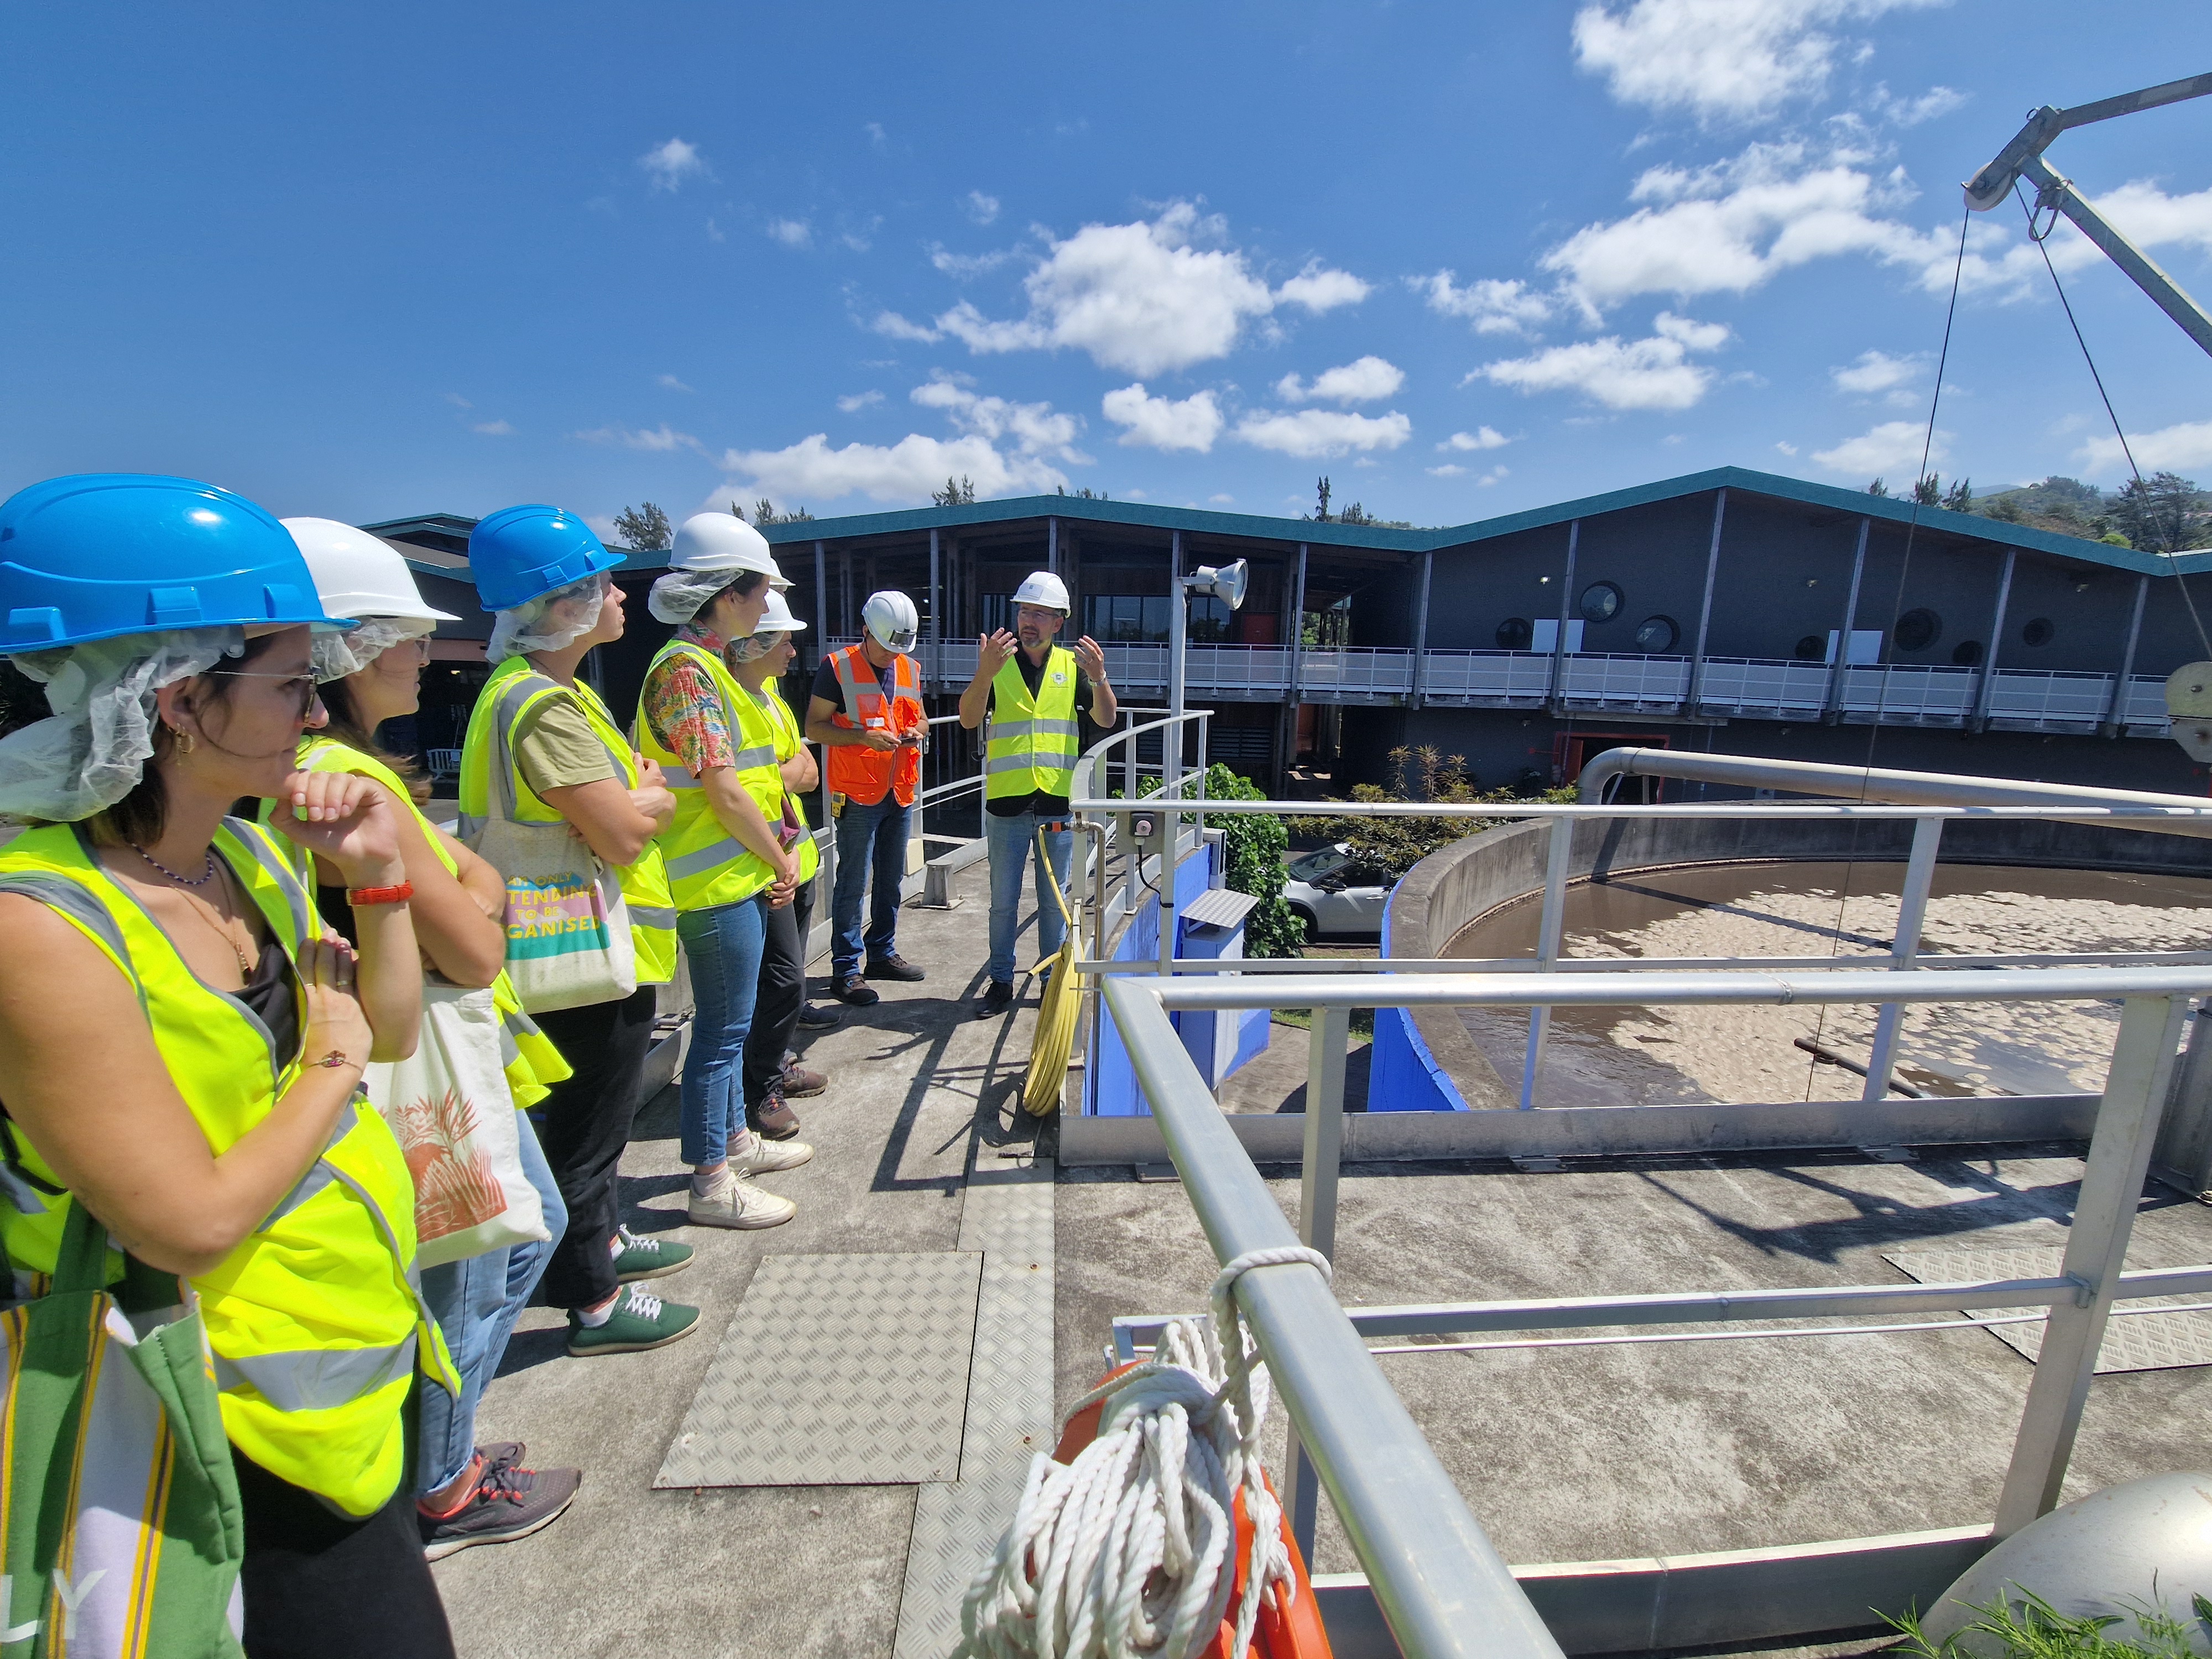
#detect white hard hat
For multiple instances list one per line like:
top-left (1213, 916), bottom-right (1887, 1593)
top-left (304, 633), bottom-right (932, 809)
top-left (282, 518), bottom-right (460, 623)
top-left (667, 513), bottom-right (791, 589)
top-left (1012, 570), bottom-right (1070, 614)
top-left (863, 590), bottom-right (919, 653)
top-left (754, 589), bottom-right (808, 633)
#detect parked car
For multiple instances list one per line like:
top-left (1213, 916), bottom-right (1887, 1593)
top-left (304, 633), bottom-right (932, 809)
top-left (1281, 842), bottom-right (1390, 941)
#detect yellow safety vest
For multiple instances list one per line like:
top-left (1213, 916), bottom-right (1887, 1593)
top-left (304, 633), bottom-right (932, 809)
top-left (758, 679), bottom-right (820, 885)
top-left (459, 656), bottom-right (678, 985)
top-left (282, 739), bottom-right (573, 1110)
top-left (634, 639), bottom-right (786, 912)
top-left (985, 647), bottom-right (1081, 802)
top-left (0, 820), bottom-right (461, 1519)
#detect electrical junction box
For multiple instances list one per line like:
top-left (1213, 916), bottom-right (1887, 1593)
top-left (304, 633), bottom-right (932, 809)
top-left (1172, 887), bottom-right (1270, 1088)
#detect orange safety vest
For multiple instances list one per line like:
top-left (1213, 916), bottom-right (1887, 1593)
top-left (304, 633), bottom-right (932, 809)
top-left (824, 643), bottom-right (926, 807)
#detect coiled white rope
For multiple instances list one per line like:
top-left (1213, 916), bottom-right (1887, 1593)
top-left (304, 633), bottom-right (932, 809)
top-left (957, 1245), bottom-right (1333, 1659)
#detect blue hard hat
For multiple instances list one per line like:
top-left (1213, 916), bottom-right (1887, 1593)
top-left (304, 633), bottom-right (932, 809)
top-left (0, 473), bottom-right (337, 652)
top-left (467, 504), bottom-right (620, 612)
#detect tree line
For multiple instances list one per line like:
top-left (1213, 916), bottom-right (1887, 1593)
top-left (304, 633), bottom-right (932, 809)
top-left (1866, 471), bottom-right (2210, 554)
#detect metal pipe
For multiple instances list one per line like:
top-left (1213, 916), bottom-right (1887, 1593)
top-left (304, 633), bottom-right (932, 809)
top-left (2021, 153), bottom-right (2212, 358)
top-left (1078, 948), bottom-right (2212, 976)
top-left (1548, 520), bottom-right (1578, 703)
top-left (1574, 745), bottom-right (2212, 839)
top-left (2105, 574), bottom-right (2150, 734)
top-left (1519, 816), bottom-right (1575, 1108)
top-left (1286, 1003), bottom-right (1350, 1564)
top-left (1687, 488), bottom-right (1728, 709)
top-left (1824, 517), bottom-right (1870, 719)
top-left (1101, 978), bottom-right (1566, 1659)
top-left (1861, 816), bottom-right (1944, 1101)
top-left (1997, 993), bottom-right (2190, 1535)
top-left (1973, 549), bottom-right (2017, 727)
top-left (1412, 548), bottom-right (1433, 709)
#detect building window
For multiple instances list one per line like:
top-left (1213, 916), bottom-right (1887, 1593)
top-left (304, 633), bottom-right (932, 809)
top-left (1952, 639), bottom-right (1985, 667)
top-left (1632, 614), bottom-right (1679, 653)
top-left (2021, 617), bottom-right (2055, 648)
top-left (1893, 608), bottom-right (1942, 651)
top-left (1579, 581), bottom-right (1623, 624)
top-left (1074, 593), bottom-right (1232, 644)
top-left (1495, 617), bottom-right (1533, 650)
top-left (1794, 634), bottom-right (1826, 661)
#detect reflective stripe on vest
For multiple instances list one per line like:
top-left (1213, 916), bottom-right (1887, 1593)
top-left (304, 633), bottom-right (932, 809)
top-left (459, 656), bottom-right (677, 984)
top-left (985, 648), bottom-right (1081, 800)
top-left (634, 639), bottom-right (784, 911)
top-left (758, 682), bottom-right (820, 884)
top-left (825, 645), bottom-right (923, 806)
top-left (0, 821), bottom-right (458, 1519)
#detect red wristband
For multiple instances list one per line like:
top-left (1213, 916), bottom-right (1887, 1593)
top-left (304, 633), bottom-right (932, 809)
top-left (345, 881), bottom-right (415, 906)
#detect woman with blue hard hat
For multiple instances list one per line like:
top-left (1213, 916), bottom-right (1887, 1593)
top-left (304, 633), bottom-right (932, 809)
top-left (455, 505), bottom-right (699, 1355)
top-left (0, 474), bottom-right (460, 1654)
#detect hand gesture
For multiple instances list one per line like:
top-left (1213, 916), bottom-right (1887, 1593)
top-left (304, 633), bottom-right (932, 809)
top-left (634, 754), bottom-right (667, 790)
top-left (859, 725), bottom-right (900, 752)
top-left (978, 629), bottom-right (1018, 676)
top-left (298, 934), bottom-right (373, 1076)
top-left (1071, 635), bottom-right (1108, 685)
top-left (271, 770), bottom-right (405, 889)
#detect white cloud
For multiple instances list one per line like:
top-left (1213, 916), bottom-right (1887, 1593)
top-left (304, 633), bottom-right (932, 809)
top-left (1440, 427), bottom-right (1511, 451)
top-left (1866, 82), bottom-right (1967, 126)
top-left (1232, 408), bottom-right (1412, 459)
top-left (2096, 180), bottom-right (2212, 261)
top-left (1830, 347), bottom-right (1927, 405)
top-left (837, 390), bottom-right (884, 413)
top-left (1276, 261), bottom-right (1371, 312)
top-left (930, 244), bottom-right (1018, 278)
top-left (1275, 356), bottom-right (1405, 405)
top-left (1811, 418), bottom-right (1949, 476)
top-left (1477, 311), bottom-right (1731, 410)
top-left (657, 373), bottom-right (694, 393)
top-left (717, 433), bottom-right (1065, 505)
top-left (1477, 465), bottom-right (1510, 487)
top-left (863, 122), bottom-right (887, 149)
top-left (1775, 440), bottom-right (1799, 455)
top-left (1418, 273), bottom-right (1553, 336)
top-left (910, 374), bottom-right (1086, 461)
top-left (639, 138), bottom-right (707, 192)
top-left (706, 218), bottom-right (726, 243)
top-left (1571, 0), bottom-right (1942, 126)
top-left (444, 392), bottom-right (472, 409)
top-left (1427, 463), bottom-right (1468, 477)
top-left (870, 310), bottom-right (942, 343)
top-left (472, 420), bottom-right (515, 436)
top-left (1209, 493), bottom-right (1234, 504)
top-left (575, 423), bottom-right (698, 452)
top-left (766, 218), bottom-right (812, 248)
top-left (2079, 419), bottom-right (2212, 477)
top-left (966, 191), bottom-right (1001, 225)
top-left (928, 201), bottom-right (1359, 376)
top-left (1101, 384), bottom-right (1225, 452)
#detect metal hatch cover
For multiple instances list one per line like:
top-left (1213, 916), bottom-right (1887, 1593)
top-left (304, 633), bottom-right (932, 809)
top-left (1884, 1244), bottom-right (2212, 1374)
top-left (656, 1251), bottom-right (983, 1488)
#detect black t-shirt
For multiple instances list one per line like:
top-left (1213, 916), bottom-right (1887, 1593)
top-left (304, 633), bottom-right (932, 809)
top-left (980, 649), bottom-right (1092, 819)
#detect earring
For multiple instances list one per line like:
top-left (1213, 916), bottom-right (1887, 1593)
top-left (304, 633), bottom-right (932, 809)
top-left (171, 726), bottom-right (197, 758)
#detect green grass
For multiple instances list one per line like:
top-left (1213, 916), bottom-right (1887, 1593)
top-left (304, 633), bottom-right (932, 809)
top-left (1271, 1007), bottom-right (1375, 1044)
top-left (1888, 1589), bottom-right (2212, 1659)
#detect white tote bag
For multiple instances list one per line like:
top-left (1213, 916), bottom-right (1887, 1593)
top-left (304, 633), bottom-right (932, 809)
top-left (364, 982), bottom-right (550, 1269)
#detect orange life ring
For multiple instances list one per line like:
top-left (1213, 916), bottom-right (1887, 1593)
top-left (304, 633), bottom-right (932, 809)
top-left (1053, 1364), bottom-right (1335, 1659)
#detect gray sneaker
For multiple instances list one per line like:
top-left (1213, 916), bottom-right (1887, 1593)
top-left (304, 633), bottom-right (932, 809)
top-left (420, 1459), bottom-right (582, 1560)
top-left (687, 1173), bottom-right (797, 1229)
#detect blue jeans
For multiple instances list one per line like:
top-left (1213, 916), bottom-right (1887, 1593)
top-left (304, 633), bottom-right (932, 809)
top-left (831, 794), bottom-right (912, 977)
top-left (987, 808), bottom-right (1074, 987)
top-left (676, 895), bottom-right (768, 1168)
top-left (416, 1110), bottom-right (566, 1496)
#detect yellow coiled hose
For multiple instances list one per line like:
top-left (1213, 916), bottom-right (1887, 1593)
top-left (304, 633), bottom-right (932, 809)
top-left (1021, 826), bottom-right (1083, 1116)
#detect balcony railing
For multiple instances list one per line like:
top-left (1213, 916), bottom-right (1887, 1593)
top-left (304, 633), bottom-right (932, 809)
top-left (1839, 662), bottom-right (1978, 719)
top-left (1417, 649), bottom-right (1554, 701)
top-left (1695, 655), bottom-right (1830, 715)
top-left (1559, 652), bottom-right (1691, 706)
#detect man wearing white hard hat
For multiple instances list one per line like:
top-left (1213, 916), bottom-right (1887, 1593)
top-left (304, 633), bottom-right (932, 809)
top-left (805, 589), bottom-right (930, 1005)
top-left (957, 571), bottom-right (1115, 1019)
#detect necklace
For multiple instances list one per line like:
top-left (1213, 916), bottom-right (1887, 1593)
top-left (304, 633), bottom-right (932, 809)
top-left (172, 864), bottom-right (257, 982)
top-left (131, 843), bottom-right (219, 887)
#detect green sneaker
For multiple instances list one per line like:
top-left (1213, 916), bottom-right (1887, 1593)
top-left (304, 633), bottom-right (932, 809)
top-left (611, 1224), bottom-right (695, 1282)
top-left (565, 1285), bottom-right (700, 1357)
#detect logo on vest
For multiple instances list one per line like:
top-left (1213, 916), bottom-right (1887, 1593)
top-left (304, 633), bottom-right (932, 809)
top-left (1052, 672), bottom-right (1066, 684)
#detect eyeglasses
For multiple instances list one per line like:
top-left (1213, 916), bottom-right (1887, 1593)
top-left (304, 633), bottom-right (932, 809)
top-left (208, 669), bottom-right (322, 718)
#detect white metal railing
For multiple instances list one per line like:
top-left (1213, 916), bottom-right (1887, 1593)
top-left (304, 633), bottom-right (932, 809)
top-left (2125, 673), bottom-right (2174, 729)
top-left (1559, 651), bottom-right (1690, 704)
top-left (1296, 645), bottom-right (1416, 693)
top-left (1987, 668), bottom-right (2116, 723)
top-left (1418, 649), bottom-right (1554, 700)
top-left (1695, 655), bottom-right (1831, 713)
top-left (1840, 662), bottom-right (1978, 717)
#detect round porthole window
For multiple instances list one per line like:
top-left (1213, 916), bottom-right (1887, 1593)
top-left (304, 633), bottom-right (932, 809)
top-left (1579, 581), bottom-right (1623, 624)
top-left (1794, 634), bottom-right (1826, 661)
top-left (1495, 617), bottom-right (1533, 650)
top-left (1633, 614), bottom-right (1679, 653)
top-left (1893, 608), bottom-right (1942, 652)
top-left (1952, 639), bottom-right (1984, 667)
top-left (2021, 617), bottom-right (2055, 648)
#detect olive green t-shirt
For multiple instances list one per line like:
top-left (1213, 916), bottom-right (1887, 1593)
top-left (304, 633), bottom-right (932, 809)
top-left (513, 696), bottom-right (618, 797)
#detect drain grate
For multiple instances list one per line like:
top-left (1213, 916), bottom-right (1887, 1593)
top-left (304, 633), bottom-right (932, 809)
top-left (1881, 1245), bottom-right (2212, 1374)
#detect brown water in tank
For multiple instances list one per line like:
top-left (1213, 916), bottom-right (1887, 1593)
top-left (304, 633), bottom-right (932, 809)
top-left (1440, 862), bottom-right (2212, 1107)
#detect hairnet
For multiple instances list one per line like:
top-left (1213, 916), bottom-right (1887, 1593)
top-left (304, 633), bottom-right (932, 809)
top-left (0, 627), bottom-right (244, 823)
top-left (311, 615), bottom-right (437, 684)
top-left (487, 575), bottom-right (606, 661)
top-left (724, 630), bottom-right (779, 665)
top-left (648, 568), bottom-right (748, 625)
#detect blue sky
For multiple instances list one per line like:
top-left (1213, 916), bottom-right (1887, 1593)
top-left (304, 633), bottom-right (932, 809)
top-left (3, 2), bottom-right (2208, 539)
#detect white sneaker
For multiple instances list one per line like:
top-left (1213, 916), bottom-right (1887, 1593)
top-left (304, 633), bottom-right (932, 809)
top-left (733, 1130), bottom-right (815, 1176)
top-left (686, 1174), bottom-right (797, 1230)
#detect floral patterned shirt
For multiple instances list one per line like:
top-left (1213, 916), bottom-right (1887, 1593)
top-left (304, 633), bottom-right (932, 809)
top-left (641, 623), bottom-right (734, 773)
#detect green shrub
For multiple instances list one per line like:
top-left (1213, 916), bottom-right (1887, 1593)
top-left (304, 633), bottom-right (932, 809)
top-left (1889, 1588), bottom-right (2212, 1659)
top-left (1313, 746), bottom-right (1574, 885)
top-left (1197, 764), bottom-right (1304, 959)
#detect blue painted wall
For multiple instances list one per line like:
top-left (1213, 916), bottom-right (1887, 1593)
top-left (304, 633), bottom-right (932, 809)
top-left (1365, 890), bottom-right (1470, 1113)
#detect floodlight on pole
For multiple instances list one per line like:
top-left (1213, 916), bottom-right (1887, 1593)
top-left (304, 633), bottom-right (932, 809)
top-left (1167, 558), bottom-right (1249, 799)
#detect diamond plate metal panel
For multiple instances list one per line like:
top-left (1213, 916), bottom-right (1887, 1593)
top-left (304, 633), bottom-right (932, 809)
top-left (895, 1154), bottom-right (1057, 1659)
top-left (656, 1251), bottom-right (982, 1488)
top-left (1882, 1245), bottom-right (2212, 1374)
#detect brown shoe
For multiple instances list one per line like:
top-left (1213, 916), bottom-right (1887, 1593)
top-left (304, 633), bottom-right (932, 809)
top-left (748, 1082), bottom-right (802, 1141)
top-left (781, 1059), bottom-right (828, 1099)
top-left (834, 972), bottom-right (880, 1007)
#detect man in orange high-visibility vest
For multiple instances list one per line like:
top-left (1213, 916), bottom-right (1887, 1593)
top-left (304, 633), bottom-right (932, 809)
top-left (805, 590), bottom-right (930, 1005)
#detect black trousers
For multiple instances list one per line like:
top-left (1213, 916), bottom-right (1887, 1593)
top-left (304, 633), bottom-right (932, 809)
top-left (236, 1449), bottom-right (455, 1658)
top-left (743, 876), bottom-right (813, 1107)
top-left (531, 984), bottom-right (659, 1309)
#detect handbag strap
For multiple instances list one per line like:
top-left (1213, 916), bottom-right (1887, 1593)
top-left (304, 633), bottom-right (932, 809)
top-left (50, 1196), bottom-right (113, 1298)
top-left (486, 672), bottom-right (638, 824)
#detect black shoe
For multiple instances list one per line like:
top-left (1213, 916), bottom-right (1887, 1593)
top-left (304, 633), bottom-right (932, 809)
top-left (974, 980), bottom-right (1014, 1019)
top-left (796, 1002), bottom-right (842, 1030)
top-left (866, 953), bottom-right (926, 983)
top-left (834, 973), bottom-right (880, 1006)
